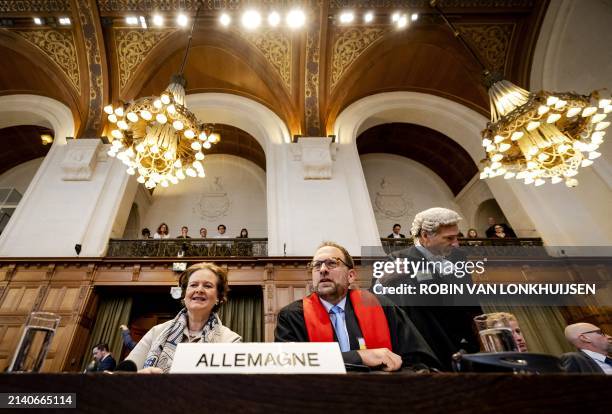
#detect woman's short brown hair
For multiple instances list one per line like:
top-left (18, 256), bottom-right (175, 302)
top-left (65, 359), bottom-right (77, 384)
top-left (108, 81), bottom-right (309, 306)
top-left (178, 262), bottom-right (230, 313)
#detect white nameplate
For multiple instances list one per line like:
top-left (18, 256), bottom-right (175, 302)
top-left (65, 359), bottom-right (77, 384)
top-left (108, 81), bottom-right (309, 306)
top-left (170, 342), bottom-right (346, 374)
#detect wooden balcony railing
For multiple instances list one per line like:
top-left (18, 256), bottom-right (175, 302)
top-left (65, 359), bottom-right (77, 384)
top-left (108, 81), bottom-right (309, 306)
top-left (381, 237), bottom-right (545, 256)
top-left (106, 238), bottom-right (268, 257)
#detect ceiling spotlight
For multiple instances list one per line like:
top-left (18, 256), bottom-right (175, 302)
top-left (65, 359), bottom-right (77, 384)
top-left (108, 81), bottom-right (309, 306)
top-left (391, 12), bottom-right (400, 22)
top-left (286, 9), bottom-right (305, 29)
top-left (33, 17), bottom-right (43, 25)
top-left (152, 14), bottom-right (164, 26)
top-left (339, 12), bottom-right (354, 24)
top-left (139, 16), bottom-right (147, 29)
top-left (126, 16), bottom-right (138, 25)
top-left (241, 10), bottom-right (261, 30)
top-left (177, 13), bottom-right (188, 27)
top-left (219, 13), bottom-right (231, 27)
top-left (411, 13), bottom-right (419, 22)
top-left (364, 12), bottom-right (374, 23)
top-left (268, 11), bottom-right (280, 27)
top-left (58, 17), bottom-right (71, 25)
top-left (397, 14), bottom-right (408, 29)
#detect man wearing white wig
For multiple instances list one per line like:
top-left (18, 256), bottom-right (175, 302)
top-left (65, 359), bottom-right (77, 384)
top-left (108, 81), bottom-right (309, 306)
top-left (374, 207), bottom-right (482, 370)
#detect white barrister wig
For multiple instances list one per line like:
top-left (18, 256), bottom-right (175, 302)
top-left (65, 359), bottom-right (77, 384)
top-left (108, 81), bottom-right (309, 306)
top-left (410, 207), bottom-right (462, 238)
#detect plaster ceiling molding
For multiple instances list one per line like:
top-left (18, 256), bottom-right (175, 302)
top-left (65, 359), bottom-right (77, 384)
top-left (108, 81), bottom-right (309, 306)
top-left (13, 30), bottom-right (80, 91)
top-left (456, 23), bottom-right (515, 74)
top-left (238, 28), bottom-right (292, 93)
top-left (115, 28), bottom-right (176, 91)
top-left (60, 139), bottom-right (102, 181)
top-left (330, 27), bottom-right (387, 91)
top-left (291, 137), bottom-right (337, 180)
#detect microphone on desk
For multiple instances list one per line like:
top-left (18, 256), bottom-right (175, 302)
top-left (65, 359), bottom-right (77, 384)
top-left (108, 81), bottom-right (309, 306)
top-left (114, 359), bottom-right (138, 372)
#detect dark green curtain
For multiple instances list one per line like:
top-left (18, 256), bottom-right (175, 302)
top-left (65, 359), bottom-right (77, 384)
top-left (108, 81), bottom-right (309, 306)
top-left (81, 296), bottom-right (133, 370)
top-left (219, 290), bottom-right (263, 342)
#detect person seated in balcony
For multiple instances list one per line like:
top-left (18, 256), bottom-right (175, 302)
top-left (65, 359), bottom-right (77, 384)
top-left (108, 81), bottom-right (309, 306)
top-left (237, 228), bottom-right (249, 238)
top-left (466, 228), bottom-right (478, 239)
top-left (485, 217), bottom-right (516, 238)
top-left (176, 226), bottom-right (191, 239)
top-left (199, 227), bottom-right (208, 238)
top-left (491, 224), bottom-right (515, 239)
top-left (153, 222), bottom-right (170, 239)
top-left (387, 224), bottom-right (406, 238)
top-left (214, 224), bottom-right (231, 238)
top-left (141, 228), bottom-right (151, 239)
top-left (275, 241), bottom-right (439, 372)
top-left (126, 263), bottom-right (241, 373)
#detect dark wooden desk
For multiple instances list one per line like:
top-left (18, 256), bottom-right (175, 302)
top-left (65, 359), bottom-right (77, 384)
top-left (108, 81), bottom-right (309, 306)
top-left (0, 373), bottom-right (608, 413)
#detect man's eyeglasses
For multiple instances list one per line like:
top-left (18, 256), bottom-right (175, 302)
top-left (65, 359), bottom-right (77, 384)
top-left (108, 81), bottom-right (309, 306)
top-left (308, 257), bottom-right (351, 271)
top-left (580, 329), bottom-right (606, 336)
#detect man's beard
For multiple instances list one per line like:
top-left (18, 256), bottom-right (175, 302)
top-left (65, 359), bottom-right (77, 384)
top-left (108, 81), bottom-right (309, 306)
top-left (316, 280), bottom-right (346, 300)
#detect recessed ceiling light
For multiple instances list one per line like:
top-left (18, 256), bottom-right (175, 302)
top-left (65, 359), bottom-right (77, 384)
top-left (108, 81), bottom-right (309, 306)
top-left (152, 14), bottom-right (164, 26)
top-left (219, 13), bottom-right (231, 27)
top-left (286, 9), bottom-right (305, 29)
top-left (126, 16), bottom-right (138, 25)
top-left (58, 17), bottom-right (71, 25)
top-left (339, 12), bottom-right (354, 24)
top-left (33, 17), bottom-right (43, 25)
top-left (268, 11), bottom-right (280, 27)
top-left (364, 12), bottom-right (374, 23)
top-left (177, 13), bottom-right (188, 27)
top-left (241, 10), bottom-right (261, 30)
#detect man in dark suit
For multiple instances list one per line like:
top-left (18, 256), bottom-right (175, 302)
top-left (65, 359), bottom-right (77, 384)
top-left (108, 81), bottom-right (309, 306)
top-left (560, 322), bottom-right (612, 374)
top-left (387, 223), bottom-right (406, 238)
top-left (374, 207), bottom-right (482, 371)
top-left (275, 242), bottom-right (439, 371)
top-left (93, 343), bottom-right (116, 372)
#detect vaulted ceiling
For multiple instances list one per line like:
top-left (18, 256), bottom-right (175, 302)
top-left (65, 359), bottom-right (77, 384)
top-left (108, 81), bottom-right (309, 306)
top-left (0, 0), bottom-right (548, 188)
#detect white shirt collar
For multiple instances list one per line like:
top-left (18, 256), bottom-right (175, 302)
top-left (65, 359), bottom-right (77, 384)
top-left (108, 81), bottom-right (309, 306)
top-left (319, 295), bottom-right (347, 313)
top-left (582, 349), bottom-right (607, 362)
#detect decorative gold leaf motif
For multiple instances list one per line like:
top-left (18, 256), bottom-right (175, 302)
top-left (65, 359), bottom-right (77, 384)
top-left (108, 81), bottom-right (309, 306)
top-left (457, 24), bottom-right (515, 73)
top-left (239, 29), bottom-right (291, 92)
top-left (14, 29), bottom-right (80, 91)
top-left (330, 27), bottom-right (387, 90)
top-left (115, 29), bottom-right (176, 90)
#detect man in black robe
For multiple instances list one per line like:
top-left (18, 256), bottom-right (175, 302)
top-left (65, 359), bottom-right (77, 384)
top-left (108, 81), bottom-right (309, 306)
top-left (374, 207), bottom-right (482, 371)
top-left (275, 242), bottom-right (439, 371)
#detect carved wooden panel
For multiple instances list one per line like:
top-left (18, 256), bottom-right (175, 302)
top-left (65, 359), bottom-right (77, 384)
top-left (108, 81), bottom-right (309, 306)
top-left (40, 286), bottom-right (81, 312)
top-left (0, 285), bottom-right (40, 313)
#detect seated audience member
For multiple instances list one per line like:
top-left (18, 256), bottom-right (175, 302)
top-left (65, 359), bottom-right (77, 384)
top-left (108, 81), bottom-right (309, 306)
top-left (126, 263), bottom-right (241, 373)
top-left (153, 223), bottom-right (170, 239)
top-left (120, 324), bottom-right (137, 351)
top-left (92, 343), bottom-right (116, 372)
top-left (485, 217), bottom-right (517, 238)
top-left (387, 224), bottom-right (406, 239)
top-left (237, 228), bottom-right (249, 238)
top-left (467, 228), bottom-right (478, 239)
top-left (199, 227), bottom-right (208, 238)
top-left (177, 226), bottom-right (191, 239)
top-left (214, 224), bottom-right (230, 238)
top-left (486, 312), bottom-right (528, 352)
top-left (141, 228), bottom-right (151, 239)
top-left (275, 242), bottom-right (439, 371)
top-left (561, 323), bottom-right (612, 374)
top-left (375, 207), bottom-right (482, 370)
top-left (491, 224), bottom-right (515, 239)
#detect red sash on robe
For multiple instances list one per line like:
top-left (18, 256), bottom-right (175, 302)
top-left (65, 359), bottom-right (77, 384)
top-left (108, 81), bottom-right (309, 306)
top-left (303, 290), bottom-right (392, 350)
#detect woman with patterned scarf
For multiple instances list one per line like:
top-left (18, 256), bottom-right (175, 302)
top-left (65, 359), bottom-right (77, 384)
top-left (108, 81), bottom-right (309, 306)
top-left (126, 262), bottom-right (241, 373)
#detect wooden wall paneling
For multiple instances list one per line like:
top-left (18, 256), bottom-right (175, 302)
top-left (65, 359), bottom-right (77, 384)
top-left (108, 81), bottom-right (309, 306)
top-left (62, 285), bottom-right (97, 372)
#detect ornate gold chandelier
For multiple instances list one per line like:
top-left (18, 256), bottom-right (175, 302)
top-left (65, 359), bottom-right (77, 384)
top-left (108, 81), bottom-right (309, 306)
top-left (104, 2), bottom-right (219, 189)
top-left (480, 79), bottom-right (609, 187)
top-left (431, 0), bottom-right (610, 187)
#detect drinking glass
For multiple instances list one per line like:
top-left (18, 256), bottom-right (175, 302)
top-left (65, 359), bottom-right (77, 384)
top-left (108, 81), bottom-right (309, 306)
top-left (474, 313), bottom-right (518, 352)
top-left (8, 312), bottom-right (61, 372)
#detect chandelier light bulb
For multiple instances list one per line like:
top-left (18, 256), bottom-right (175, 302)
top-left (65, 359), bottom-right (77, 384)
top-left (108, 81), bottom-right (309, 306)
top-left (186, 168), bottom-right (197, 177)
top-left (591, 113), bottom-right (606, 123)
top-left (164, 151), bottom-right (174, 160)
top-left (167, 104), bottom-right (176, 115)
top-left (172, 120), bottom-right (184, 130)
top-left (526, 121), bottom-right (540, 131)
top-left (550, 176), bottom-right (562, 184)
top-left (537, 106), bottom-right (549, 116)
top-left (176, 169), bottom-right (186, 180)
top-left (160, 94), bottom-right (171, 105)
top-left (268, 11), bottom-right (281, 27)
top-left (150, 145), bottom-right (160, 153)
top-left (104, 105), bottom-right (114, 115)
top-left (184, 129), bottom-right (195, 139)
top-left (595, 121), bottom-right (610, 131)
top-left (140, 110), bottom-right (152, 120)
top-left (135, 143), bottom-right (145, 153)
top-left (397, 14), bottom-right (408, 29)
top-left (582, 107), bottom-right (597, 117)
top-left (588, 151), bottom-right (601, 160)
top-left (503, 172), bottom-right (515, 179)
top-left (499, 143), bottom-right (511, 152)
top-left (173, 159), bottom-right (182, 168)
top-left (126, 112), bottom-right (139, 122)
top-left (161, 180), bottom-right (169, 188)
top-left (482, 138), bottom-right (492, 147)
top-left (107, 114), bottom-right (118, 123)
top-left (534, 178), bottom-right (545, 187)
top-left (195, 152), bottom-right (204, 160)
top-left (126, 167), bottom-right (135, 175)
top-left (114, 107), bottom-right (124, 117)
top-left (546, 96), bottom-right (559, 106)
top-left (565, 178), bottom-right (578, 187)
top-left (209, 133), bottom-right (220, 143)
top-left (111, 129), bottom-right (123, 139)
top-left (554, 100), bottom-right (567, 109)
top-left (191, 141), bottom-right (202, 151)
top-left (156, 113), bottom-right (167, 124)
top-left (581, 159), bottom-right (594, 167)
top-left (153, 99), bottom-right (163, 109)
top-left (169, 176), bottom-right (179, 185)
top-left (137, 176), bottom-right (146, 183)
top-left (203, 141), bottom-right (212, 149)
top-left (546, 113), bottom-right (561, 123)
top-left (117, 120), bottom-right (129, 130)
